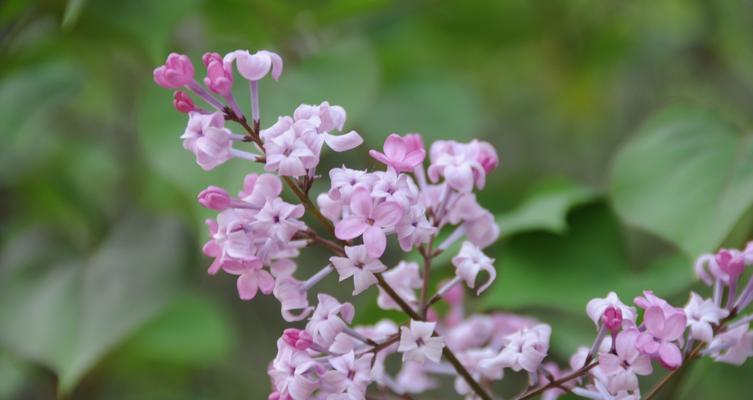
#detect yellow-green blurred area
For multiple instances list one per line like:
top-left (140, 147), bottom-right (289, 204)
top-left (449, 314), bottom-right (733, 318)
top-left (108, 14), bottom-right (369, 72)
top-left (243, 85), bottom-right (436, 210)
top-left (2, 0), bottom-right (753, 398)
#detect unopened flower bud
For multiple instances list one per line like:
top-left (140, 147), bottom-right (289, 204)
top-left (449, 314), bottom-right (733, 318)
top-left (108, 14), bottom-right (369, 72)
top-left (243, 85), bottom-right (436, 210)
top-left (173, 91), bottom-right (195, 113)
top-left (153, 53), bottom-right (195, 88)
top-left (282, 328), bottom-right (313, 351)
top-left (603, 306), bottom-right (623, 333)
top-left (197, 186), bottom-right (231, 210)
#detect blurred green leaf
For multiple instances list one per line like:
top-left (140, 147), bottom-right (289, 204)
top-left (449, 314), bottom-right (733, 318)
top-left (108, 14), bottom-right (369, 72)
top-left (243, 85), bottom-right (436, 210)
top-left (0, 63), bottom-right (82, 184)
top-left (0, 217), bottom-right (190, 395)
top-left (114, 292), bottom-right (236, 367)
top-left (483, 203), bottom-right (694, 313)
top-left (360, 77), bottom-right (482, 143)
top-left (263, 35), bottom-right (380, 124)
top-left (609, 106), bottom-right (753, 257)
top-left (496, 181), bottom-right (598, 235)
top-left (62, 0), bottom-right (87, 29)
top-left (0, 351), bottom-right (28, 399)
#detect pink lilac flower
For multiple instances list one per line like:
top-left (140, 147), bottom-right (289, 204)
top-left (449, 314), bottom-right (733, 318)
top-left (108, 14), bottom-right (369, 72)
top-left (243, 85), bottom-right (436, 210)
top-left (371, 169), bottom-right (419, 208)
top-left (395, 205), bottom-right (436, 251)
top-left (317, 192), bottom-right (343, 223)
top-left (453, 348), bottom-right (503, 398)
top-left (222, 260), bottom-right (274, 300)
top-left (684, 292), bottom-right (728, 342)
top-left (328, 167), bottom-right (376, 202)
top-left (635, 306), bottom-right (686, 369)
top-left (428, 139), bottom-right (495, 192)
top-left (153, 53), bottom-right (195, 88)
top-left (706, 324), bottom-right (753, 365)
top-left (451, 241), bottom-right (496, 295)
top-left (250, 198), bottom-right (305, 242)
top-left (598, 329), bottom-right (653, 394)
top-left (273, 278), bottom-right (313, 322)
top-left (321, 351), bottom-right (374, 399)
top-left (305, 294), bottom-right (355, 348)
top-left (334, 187), bottom-right (404, 258)
top-left (238, 173), bottom-right (283, 209)
top-left (395, 361), bottom-right (438, 394)
top-left (462, 211), bottom-right (500, 249)
top-left (268, 341), bottom-right (319, 400)
top-left (377, 261), bottom-right (422, 311)
top-left (293, 101), bottom-right (363, 152)
top-left (398, 320), bottom-right (444, 364)
top-left (202, 209), bottom-right (255, 274)
top-left (173, 91), bottom-right (195, 113)
top-left (716, 248), bottom-right (746, 282)
top-left (181, 111), bottom-right (234, 170)
top-left (263, 121), bottom-right (319, 177)
top-left (634, 290), bottom-right (680, 317)
top-left (369, 133), bottom-right (426, 172)
top-left (224, 49), bottom-right (283, 81)
top-left (330, 245), bottom-right (387, 295)
top-left (475, 140), bottom-right (499, 174)
top-left (480, 324), bottom-right (551, 374)
top-left (587, 292), bottom-right (636, 328)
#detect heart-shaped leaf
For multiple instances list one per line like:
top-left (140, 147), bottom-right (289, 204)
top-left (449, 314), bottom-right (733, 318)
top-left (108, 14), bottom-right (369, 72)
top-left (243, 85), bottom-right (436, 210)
top-left (609, 106), bottom-right (753, 257)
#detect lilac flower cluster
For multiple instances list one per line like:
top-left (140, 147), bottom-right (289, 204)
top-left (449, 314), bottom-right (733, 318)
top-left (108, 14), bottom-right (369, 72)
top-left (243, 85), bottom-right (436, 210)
top-left (154, 48), bottom-right (753, 399)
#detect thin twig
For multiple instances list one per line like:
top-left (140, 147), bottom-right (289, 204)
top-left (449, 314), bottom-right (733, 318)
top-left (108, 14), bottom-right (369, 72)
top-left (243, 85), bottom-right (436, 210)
top-left (516, 361), bottom-right (598, 400)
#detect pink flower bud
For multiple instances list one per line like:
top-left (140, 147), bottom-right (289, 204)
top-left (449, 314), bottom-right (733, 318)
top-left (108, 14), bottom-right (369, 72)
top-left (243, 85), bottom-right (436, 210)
top-left (172, 91), bottom-right (195, 113)
top-left (716, 249), bottom-right (745, 280)
top-left (282, 328), bottom-right (314, 351)
top-left (153, 53), bottom-right (195, 89)
top-left (475, 141), bottom-right (499, 174)
top-left (603, 306), bottom-right (623, 333)
top-left (197, 186), bottom-right (231, 210)
top-left (202, 52), bottom-right (233, 95)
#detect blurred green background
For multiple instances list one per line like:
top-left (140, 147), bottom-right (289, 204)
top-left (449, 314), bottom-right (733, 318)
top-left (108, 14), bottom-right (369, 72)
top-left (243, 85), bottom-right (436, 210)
top-left (2, 0), bottom-right (753, 398)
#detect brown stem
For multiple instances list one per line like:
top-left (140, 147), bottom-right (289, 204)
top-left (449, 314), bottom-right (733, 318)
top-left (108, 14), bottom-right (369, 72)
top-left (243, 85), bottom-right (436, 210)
top-left (374, 273), bottom-right (493, 400)
top-left (516, 362), bottom-right (598, 400)
top-left (420, 238), bottom-right (435, 317)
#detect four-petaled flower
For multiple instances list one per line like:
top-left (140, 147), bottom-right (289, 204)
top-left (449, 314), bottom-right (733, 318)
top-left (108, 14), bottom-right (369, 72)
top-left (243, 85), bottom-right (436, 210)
top-left (330, 245), bottom-right (387, 295)
top-left (334, 187), bottom-right (404, 258)
top-left (399, 320), bottom-right (445, 364)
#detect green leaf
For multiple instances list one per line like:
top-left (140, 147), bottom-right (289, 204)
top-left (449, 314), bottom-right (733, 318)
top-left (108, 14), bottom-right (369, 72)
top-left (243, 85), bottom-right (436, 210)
top-left (263, 36), bottom-right (379, 126)
top-left (496, 182), bottom-right (598, 235)
top-left (62, 0), bottom-right (87, 29)
top-left (0, 63), bottom-right (82, 184)
top-left (360, 77), bottom-right (482, 144)
top-left (0, 217), bottom-right (190, 395)
top-left (482, 203), bottom-right (694, 314)
top-left (609, 106), bottom-right (753, 257)
top-left (0, 351), bottom-right (28, 399)
top-left (113, 292), bottom-right (237, 367)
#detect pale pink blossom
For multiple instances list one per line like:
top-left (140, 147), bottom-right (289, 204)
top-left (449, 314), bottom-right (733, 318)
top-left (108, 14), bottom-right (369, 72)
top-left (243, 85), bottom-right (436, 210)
top-left (707, 324), bottom-right (753, 365)
top-left (428, 140), bottom-right (488, 192)
top-left (330, 245), bottom-right (387, 295)
top-left (480, 324), bottom-right (551, 373)
top-left (334, 188), bottom-right (404, 258)
top-left (238, 173), bottom-right (283, 208)
top-left (369, 133), bottom-right (426, 172)
top-left (684, 292), bottom-right (728, 342)
top-left (203, 209), bottom-right (256, 274)
top-left (273, 278), bottom-right (313, 322)
top-left (586, 292), bottom-right (636, 327)
top-left (328, 167), bottom-right (375, 202)
top-left (180, 111), bottom-right (234, 170)
top-left (398, 320), bottom-right (444, 364)
top-left (306, 294), bottom-right (355, 348)
top-left (716, 248), bottom-right (746, 281)
top-left (282, 328), bottom-right (314, 351)
top-left (263, 124), bottom-right (319, 177)
top-left (293, 101), bottom-right (363, 152)
top-left (395, 361), bottom-right (438, 394)
top-left (635, 306), bottom-right (686, 369)
top-left (222, 261), bottom-right (274, 300)
top-left (153, 53), bottom-right (195, 88)
top-left (598, 329), bottom-right (653, 394)
top-left (463, 211), bottom-right (500, 249)
top-left (451, 241), bottom-right (496, 295)
top-left (224, 49), bottom-right (283, 81)
top-left (395, 205), bottom-right (436, 251)
top-left (268, 342), bottom-right (319, 400)
top-left (250, 198), bottom-right (305, 242)
top-left (321, 351), bottom-right (373, 399)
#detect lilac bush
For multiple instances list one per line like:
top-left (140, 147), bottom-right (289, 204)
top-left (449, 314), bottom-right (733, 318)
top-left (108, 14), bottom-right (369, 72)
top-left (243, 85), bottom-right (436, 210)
top-left (153, 49), bottom-right (753, 400)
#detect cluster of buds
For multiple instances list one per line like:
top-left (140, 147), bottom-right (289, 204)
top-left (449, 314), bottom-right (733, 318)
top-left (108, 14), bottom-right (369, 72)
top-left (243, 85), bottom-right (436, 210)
top-left (154, 48), bottom-right (753, 399)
